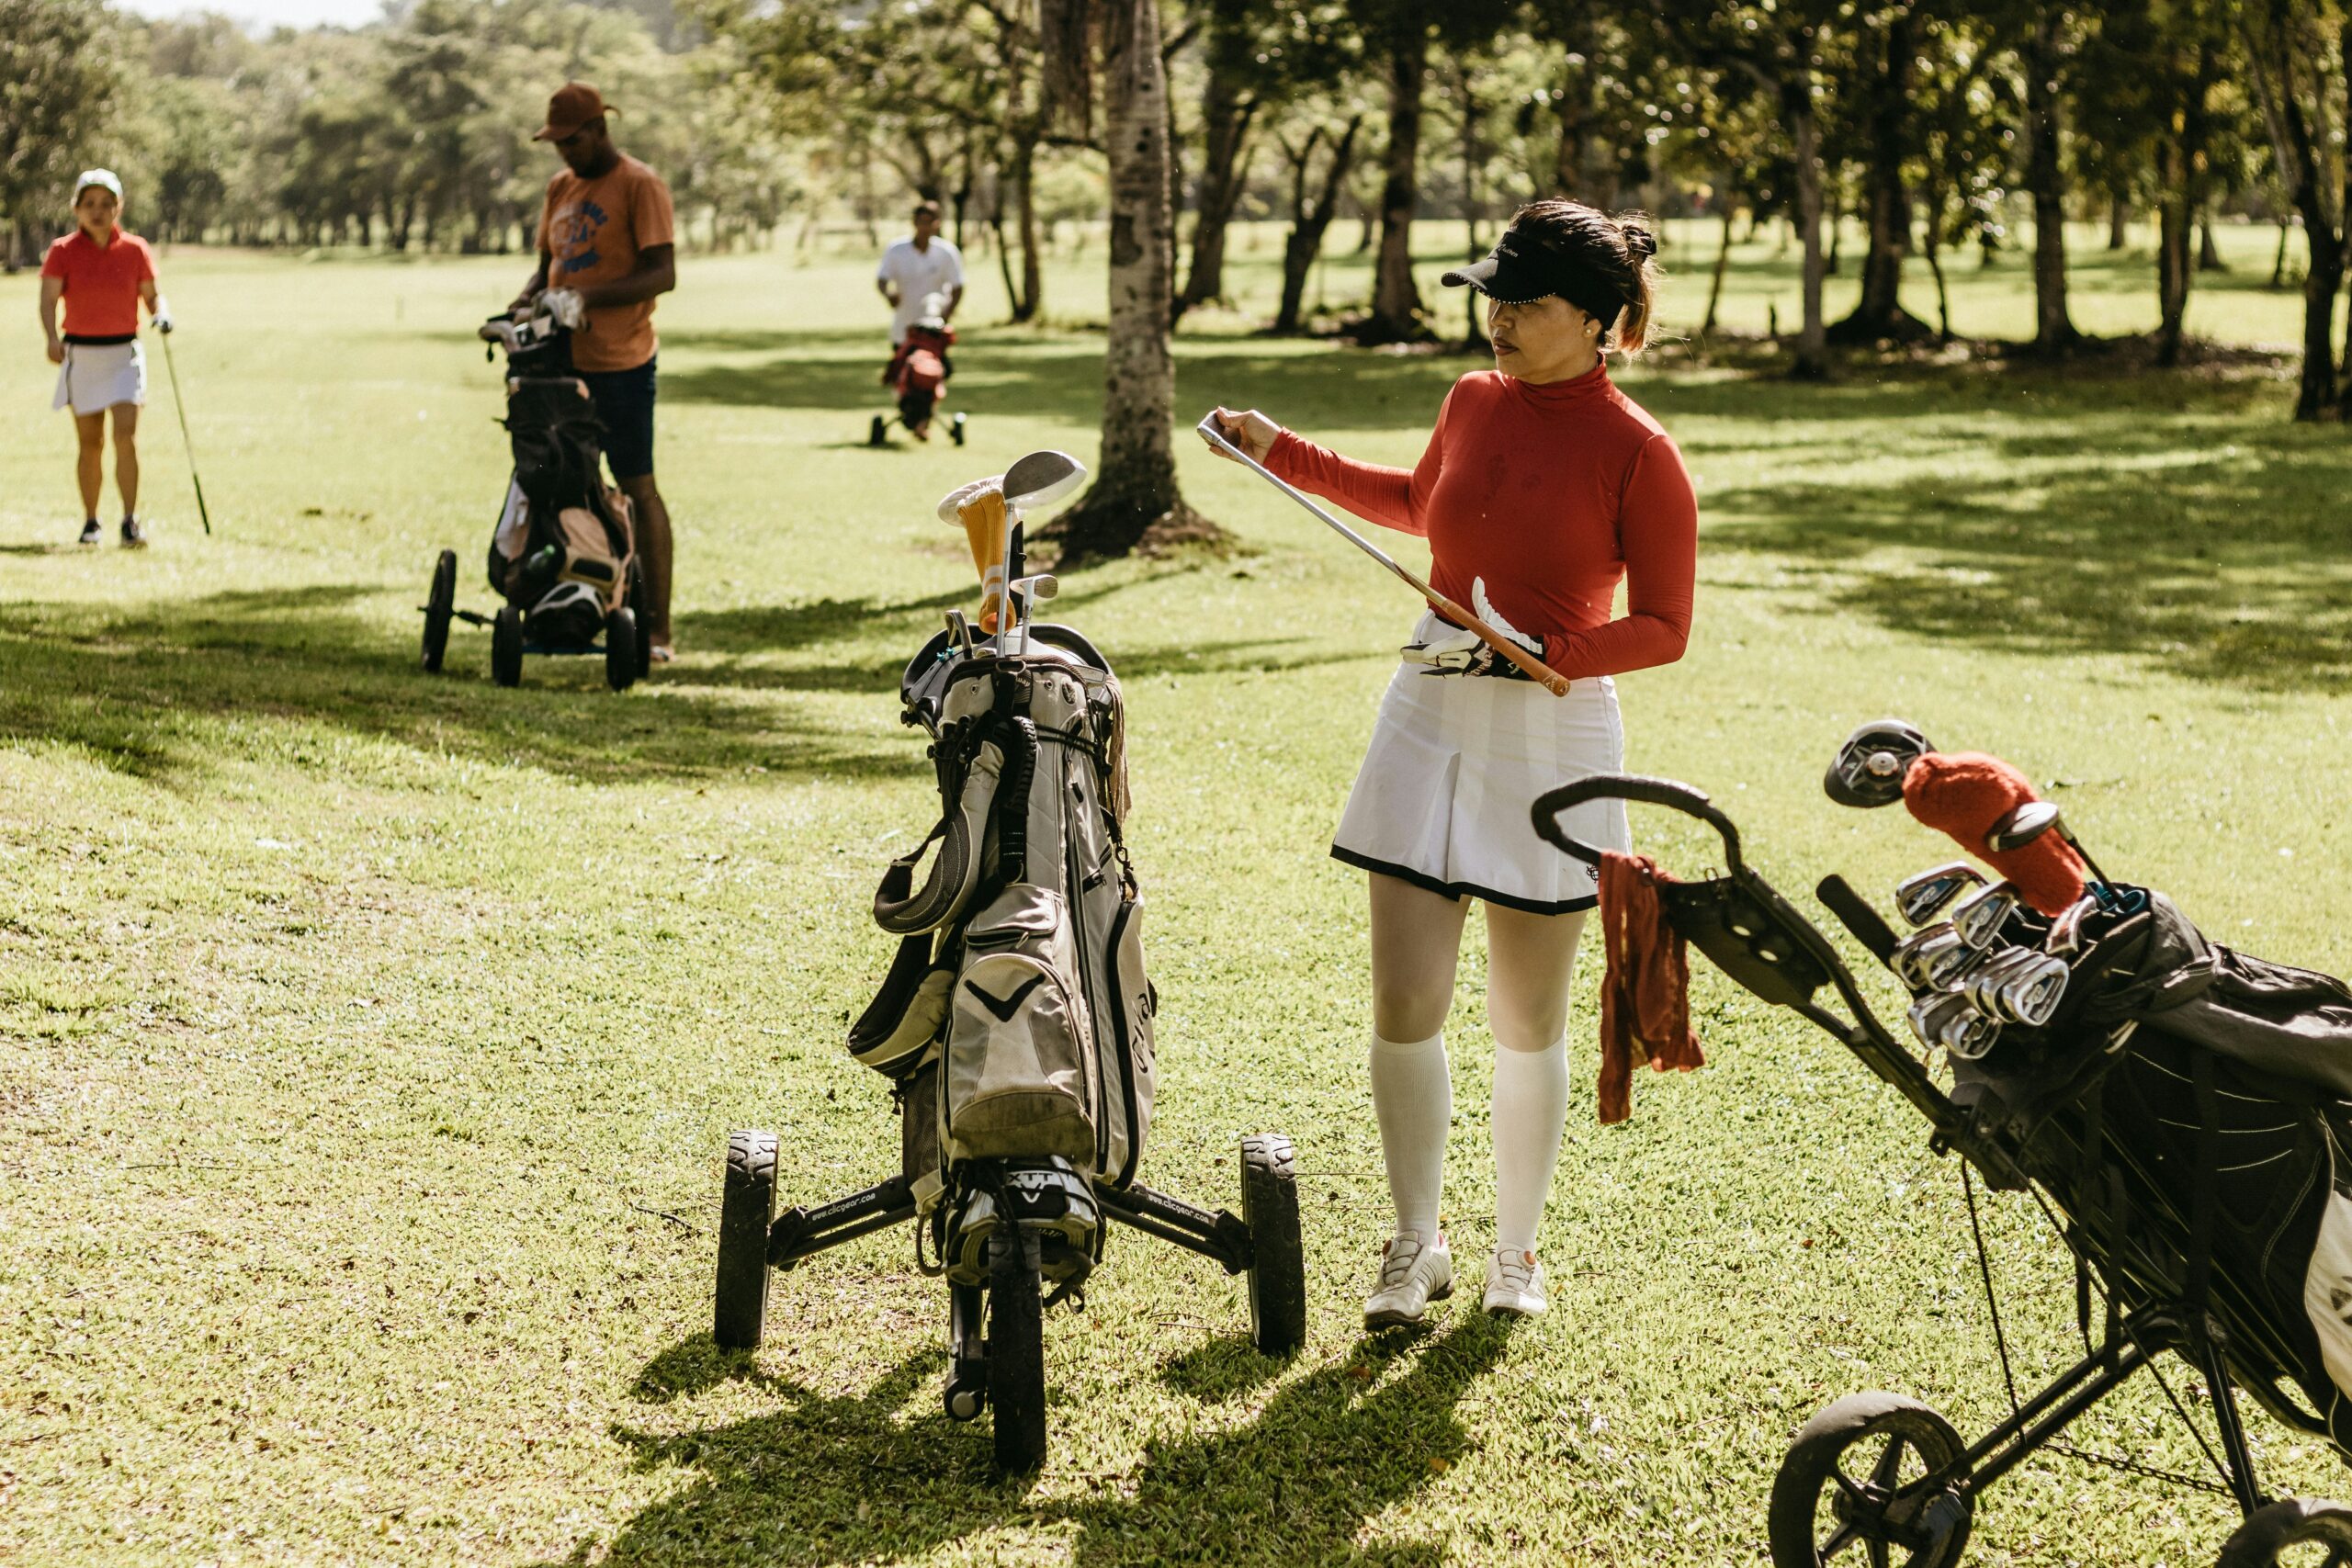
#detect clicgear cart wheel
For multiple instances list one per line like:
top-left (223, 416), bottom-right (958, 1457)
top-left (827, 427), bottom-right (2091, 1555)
top-left (491, 605), bottom-right (525, 688)
top-left (1768, 1393), bottom-right (1971, 1568)
top-left (1238, 1134), bottom-right (1306, 1355)
top-left (987, 1229), bottom-right (1047, 1475)
top-left (713, 1130), bottom-right (777, 1349)
top-left (605, 605), bottom-right (638, 692)
top-left (421, 549), bottom-right (456, 673)
top-left (2215, 1498), bottom-right (2352, 1567)
top-left (868, 414), bottom-right (888, 447)
top-left (951, 412), bottom-right (967, 446)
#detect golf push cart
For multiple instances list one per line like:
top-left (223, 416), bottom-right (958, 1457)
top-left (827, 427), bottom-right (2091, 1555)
top-left (417, 302), bottom-right (650, 692)
top-left (712, 450), bottom-right (1307, 1475)
top-left (1532, 725), bottom-right (2352, 1568)
top-left (868, 294), bottom-right (967, 448)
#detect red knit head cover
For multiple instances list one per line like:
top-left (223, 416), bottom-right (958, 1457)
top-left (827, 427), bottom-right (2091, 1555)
top-left (1900, 751), bottom-right (2087, 917)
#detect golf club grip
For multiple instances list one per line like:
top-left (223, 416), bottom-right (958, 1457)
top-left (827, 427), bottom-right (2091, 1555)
top-left (1530, 773), bottom-right (1732, 865)
top-left (1816, 874), bottom-right (1899, 964)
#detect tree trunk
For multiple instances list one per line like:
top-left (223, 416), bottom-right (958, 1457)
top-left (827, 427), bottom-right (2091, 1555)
top-left (2198, 211), bottom-right (2225, 270)
top-left (1175, 62), bottom-right (1256, 321)
top-left (2271, 219), bottom-right (2291, 288)
top-left (1790, 85), bottom-right (1828, 378)
top-left (998, 136), bottom-right (1044, 323)
top-left (1042, 0), bottom-right (1216, 563)
top-left (2109, 193), bottom-right (2131, 249)
top-left (1459, 63), bottom-right (1486, 349)
top-left (1363, 18), bottom-right (1430, 344)
top-left (1830, 7), bottom-right (1928, 343)
top-left (1550, 14), bottom-right (1595, 199)
top-left (2024, 12), bottom-right (2078, 351)
top-left (1701, 197), bottom-right (1734, 336)
top-left (2157, 38), bottom-right (2217, 368)
top-left (1273, 118), bottom-right (1362, 334)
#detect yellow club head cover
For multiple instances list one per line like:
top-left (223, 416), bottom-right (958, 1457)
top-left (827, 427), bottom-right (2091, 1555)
top-left (935, 476), bottom-right (1010, 632)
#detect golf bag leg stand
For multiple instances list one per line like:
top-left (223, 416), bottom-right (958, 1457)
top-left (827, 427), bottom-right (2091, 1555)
top-left (2194, 1324), bottom-right (2268, 1517)
top-left (768, 1175), bottom-right (917, 1270)
top-left (1952, 1315), bottom-right (2162, 1495)
top-left (944, 1282), bottom-right (987, 1422)
top-left (1099, 1182), bottom-right (1253, 1275)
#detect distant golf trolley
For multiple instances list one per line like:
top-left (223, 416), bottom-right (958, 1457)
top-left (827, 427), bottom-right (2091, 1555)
top-left (418, 545), bottom-right (649, 693)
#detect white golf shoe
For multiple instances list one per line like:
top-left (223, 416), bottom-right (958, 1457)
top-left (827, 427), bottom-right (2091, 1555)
top-left (1363, 1231), bottom-right (1453, 1328)
top-left (1482, 1247), bottom-right (1548, 1317)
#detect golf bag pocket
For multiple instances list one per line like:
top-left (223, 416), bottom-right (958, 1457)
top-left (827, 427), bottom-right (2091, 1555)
top-left (2307, 1183), bottom-right (2352, 1401)
top-left (849, 931), bottom-right (955, 1079)
top-left (1097, 895), bottom-right (1157, 1187)
top-left (944, 887), bottom-right (1097, 1163)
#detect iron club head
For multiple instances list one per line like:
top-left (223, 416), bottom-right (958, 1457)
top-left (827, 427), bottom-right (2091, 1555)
top-left (1951, 881), bottom-right (2024, 950)
top-left (1895, 863), bottom-right (1988, 928)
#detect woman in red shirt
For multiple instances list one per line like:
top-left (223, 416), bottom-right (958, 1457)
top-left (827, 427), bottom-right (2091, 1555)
top-left (1208, 199), bottom-right (1697, 1325)
top-left (38, 169), bottom-right (171, 547)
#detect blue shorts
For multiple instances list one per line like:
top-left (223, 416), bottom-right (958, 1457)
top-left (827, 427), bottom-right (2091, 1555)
top-left (578, 356), bottom-right (656, 480)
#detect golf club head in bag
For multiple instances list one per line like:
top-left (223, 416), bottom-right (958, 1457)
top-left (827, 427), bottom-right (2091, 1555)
top-left (1951, 881), bottom-right (2025, 951)
top-left (1826, 718), bottom-right (1935, 809)
top-left (1895, 863), bottom-right (1988, 928)
top-left (1905, 990), bottom-right (2000, 1059)
top-left (1891, 921), bottom-right (1960, 992)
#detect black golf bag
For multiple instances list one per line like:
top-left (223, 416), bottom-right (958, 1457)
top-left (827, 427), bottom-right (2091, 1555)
top-left (850, 622), bottom-right (1153, 1288)
top-left (1530, 770), bottom-right (2352, 1564)
top-left (486, 321), bottom-right (635, 652)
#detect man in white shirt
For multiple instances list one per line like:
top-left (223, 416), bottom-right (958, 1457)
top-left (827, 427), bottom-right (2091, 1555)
top-left (876, 200), bottom-right (965, 348)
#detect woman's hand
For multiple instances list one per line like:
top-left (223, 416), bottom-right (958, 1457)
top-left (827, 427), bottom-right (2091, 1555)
top-left (1203, 406), bottom-right (1281, 466)
top-left (46, 338), bottom-right (65, 366)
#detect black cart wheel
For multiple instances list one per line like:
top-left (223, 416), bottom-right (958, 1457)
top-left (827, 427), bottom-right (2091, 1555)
top-left (1769, 1393), bottom-right (1972, 1568)
top-left (868, 414), bottom-right (888, 447)
top-left (1238, 1134), bottom-right (1307, 1355)
top-left (491, 605), bottom-right (524, 687)
top-left (421, 549), bottom-right (456, 672)
top-left (713, 1130), bottom-right (777, 1349)
top-left (951, 412), bottom-right (968, 446)
top-left (987, 1229), bottom-right (1047, 1475)
top-left (605, 605), bottom-right (638, 692)
top-left (628, 560), bottom-right (652, 679)
top-left (2216, 1498), bottom-right (2352, 1567)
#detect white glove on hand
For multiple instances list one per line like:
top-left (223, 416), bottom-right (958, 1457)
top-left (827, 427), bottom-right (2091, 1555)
top-left (1408, 579), bottom-right (1543, 677)
top-left (540, 288), bottom-right (586, 329)
top-left (1470, 578), bottom-right (1543, 666)
top-left (152, 297), bottom-right (173, 334)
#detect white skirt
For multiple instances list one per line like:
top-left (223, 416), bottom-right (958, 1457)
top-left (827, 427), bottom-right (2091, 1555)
top-left (51, 341), bottom-right (146, 416)
top-left (1332, 612), bottom-right (1632, 913)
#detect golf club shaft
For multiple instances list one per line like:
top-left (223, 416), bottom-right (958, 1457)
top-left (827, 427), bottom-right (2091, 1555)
top-left (158, 332), bottom-right (212, 536)
top-left (1194, 413), bottom-right (1571, 697)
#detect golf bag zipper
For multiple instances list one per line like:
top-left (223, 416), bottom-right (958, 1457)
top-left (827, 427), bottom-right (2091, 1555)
top-left (1056, 728), bottom-right (1110, 1175)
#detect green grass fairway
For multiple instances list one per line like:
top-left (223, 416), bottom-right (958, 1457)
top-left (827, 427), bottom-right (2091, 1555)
top-left (4, 237), bottom-right (2351, 1566)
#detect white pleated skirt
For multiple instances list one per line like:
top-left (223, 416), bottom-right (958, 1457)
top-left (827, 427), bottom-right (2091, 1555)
top-left (1331, 612), bottom-right (1632, 913)
top-left (51, 341), bottom-right (146, 416)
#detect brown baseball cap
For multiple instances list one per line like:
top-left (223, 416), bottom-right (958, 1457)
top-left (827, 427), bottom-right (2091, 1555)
top-left (534, 82), bottom-right (616, 141)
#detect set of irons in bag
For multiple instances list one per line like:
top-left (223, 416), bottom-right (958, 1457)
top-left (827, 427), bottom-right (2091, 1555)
top-left (1889, 863), bottom-right (2075, 1055)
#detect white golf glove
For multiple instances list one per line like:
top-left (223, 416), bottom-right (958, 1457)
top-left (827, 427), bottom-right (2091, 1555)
top-left (1405, 578), bottom-right (1543, 676)
top-left (540, 288), bottom-right (586, 329)
top-left (152, 298), bottom-right (173, 334)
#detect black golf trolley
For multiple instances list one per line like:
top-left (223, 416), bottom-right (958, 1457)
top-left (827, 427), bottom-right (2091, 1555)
top-left (711, 452), bottom-right (1308, 1477)
top-left (1532, 745), bottom-right (2352, 1568)
top-left (417, 307), bottom-right (650, 692)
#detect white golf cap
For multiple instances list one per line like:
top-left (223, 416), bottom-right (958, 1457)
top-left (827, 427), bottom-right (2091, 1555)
top-left (74, 168), bottom-right (123, 202)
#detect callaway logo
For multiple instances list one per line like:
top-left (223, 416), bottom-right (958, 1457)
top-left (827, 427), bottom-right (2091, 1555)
top-left (965, 974), bottom-right (1046, 1022)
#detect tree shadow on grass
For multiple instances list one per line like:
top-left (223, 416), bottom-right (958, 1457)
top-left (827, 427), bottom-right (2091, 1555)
top-left (571, 1316), bottom-right (1509, 1566)
top-left (1702, 399), bottom-right (2352, 692)
top-left (0, 583), bottom-right (932, 787)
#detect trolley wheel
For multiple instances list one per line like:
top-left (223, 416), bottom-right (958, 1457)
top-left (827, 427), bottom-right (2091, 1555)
top-left (421, 549), bottom-right (456, 672)
top-left (987, 1229), bottom-right (1047, 1475)
top-left (628, 559), bottom-right (652, 679)
top-left (713, 1130), bottom-right (777, 1349)
top-left (951, 412), bottom-right (968, 446)
top-left (2215, 1498), bottom-right (2352, 1567)
top-left (1768, 1393), bottom-right (1972, 1568)
top-left (605, 605), bottom-right (638, 692)
top-left (868, 414), bottom-right (888, 447)
top-left (1238, 1134), bottom-right (1306, 1355)
top-left (491, 605), bottom-right (524, 688)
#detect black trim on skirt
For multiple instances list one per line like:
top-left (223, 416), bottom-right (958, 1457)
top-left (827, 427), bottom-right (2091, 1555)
top-left (1330, 844), bottom-right (1600, 915)
top-left (63, 333), bottom-right (137, 346)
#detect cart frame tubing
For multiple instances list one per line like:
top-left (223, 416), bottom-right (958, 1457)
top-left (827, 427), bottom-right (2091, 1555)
top-left (768, 1176), bottom-right (917, 1269)
top-left (1098, 1182), bottom-right (1254, 1275)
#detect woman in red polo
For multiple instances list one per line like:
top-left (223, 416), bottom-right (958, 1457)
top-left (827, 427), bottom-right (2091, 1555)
top-left (39, 169), bottom-right (172, 547)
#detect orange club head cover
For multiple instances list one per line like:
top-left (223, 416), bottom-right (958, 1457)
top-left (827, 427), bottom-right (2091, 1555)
top-left (1900, 751), bottom-right (2088, 917)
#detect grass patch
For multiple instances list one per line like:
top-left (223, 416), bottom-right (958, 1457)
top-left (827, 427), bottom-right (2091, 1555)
top-left (1, 241), bottom-right (2348, 1564)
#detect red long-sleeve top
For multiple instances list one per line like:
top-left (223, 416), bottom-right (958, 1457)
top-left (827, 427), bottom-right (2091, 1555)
top-left (1265, 366), bottom-right (1698, 681)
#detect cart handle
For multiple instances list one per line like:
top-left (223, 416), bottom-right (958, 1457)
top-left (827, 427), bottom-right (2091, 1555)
top-left (1531, 773), bottom-right (1747, 875)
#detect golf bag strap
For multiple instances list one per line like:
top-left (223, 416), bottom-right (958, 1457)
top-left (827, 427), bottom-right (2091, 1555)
top-left (2188, 1051), bottom-right (2219, 1322)
top-left (873, 736), bottom-right (1001, 936)
top-left (997, 716), bottom-right (1037, 885)
top-left (848, 931), bottom-right (933, 1052)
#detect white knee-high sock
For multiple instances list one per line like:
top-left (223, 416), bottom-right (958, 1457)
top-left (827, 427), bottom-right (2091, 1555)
top-left (1369, 1029), bottom-right (1450, 1241)
top-left (1492, 1037), bottom-right (1570, 1256)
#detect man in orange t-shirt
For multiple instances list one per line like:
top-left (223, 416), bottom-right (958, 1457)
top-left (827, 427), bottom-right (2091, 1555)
top-left (509, 82), bottom-right (680, 658)
top-left (38, 169), bottom-right (171, 547)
